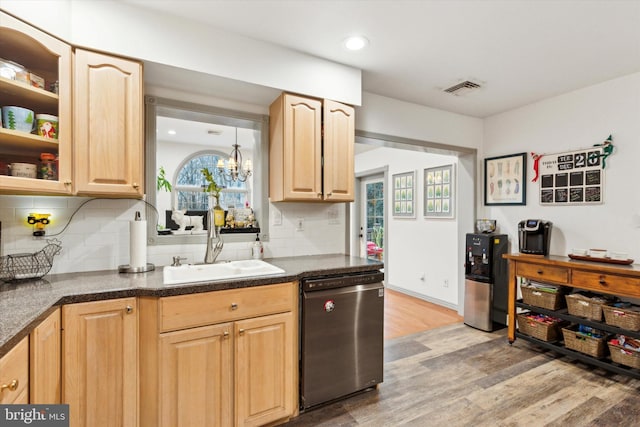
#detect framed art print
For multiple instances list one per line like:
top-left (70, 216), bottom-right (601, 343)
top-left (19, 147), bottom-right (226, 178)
top-left (484, 152), bottom-right (527, 205)
top-left (424, 164), bottom-right (455, 218)
top-left (392, 171), bottom-right (416, 218)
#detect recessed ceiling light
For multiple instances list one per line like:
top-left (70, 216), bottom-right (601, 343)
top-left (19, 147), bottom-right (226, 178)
top-left (167, 129), bottom-right (176, 135)
top-left (344, 35), bottom-right (369, 51)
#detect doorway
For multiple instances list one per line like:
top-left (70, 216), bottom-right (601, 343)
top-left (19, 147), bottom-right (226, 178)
top-left (352, 131), bottom-right (476, 317)
top-left (361, 175), bottom-right (385, 262)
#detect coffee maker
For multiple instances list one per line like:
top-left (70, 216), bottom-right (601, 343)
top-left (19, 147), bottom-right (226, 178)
top-left (518, 219), bottom-right (552, 256)
top-left (464, 233), bottom-right (508, 331)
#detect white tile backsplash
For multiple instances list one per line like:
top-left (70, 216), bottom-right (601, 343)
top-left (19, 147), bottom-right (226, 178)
top-left (0, 196), bottom-right (348, 273)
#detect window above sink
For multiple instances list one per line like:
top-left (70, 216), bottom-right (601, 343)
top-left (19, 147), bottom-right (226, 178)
top-left (144, 96), bottom-right (269, 245)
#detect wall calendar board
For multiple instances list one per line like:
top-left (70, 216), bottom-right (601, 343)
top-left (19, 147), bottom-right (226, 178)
top-left (537, 147), bottom-right (604, 205)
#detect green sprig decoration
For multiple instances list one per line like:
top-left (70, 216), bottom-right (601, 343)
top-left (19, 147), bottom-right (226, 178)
top-left (156, 166), bottom-right (172, 192)
top-left (201, 167), bottom-right (222, 199)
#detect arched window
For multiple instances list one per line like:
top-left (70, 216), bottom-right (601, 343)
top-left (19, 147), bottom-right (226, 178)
top-left (173, 151), bottom-right (250, 211)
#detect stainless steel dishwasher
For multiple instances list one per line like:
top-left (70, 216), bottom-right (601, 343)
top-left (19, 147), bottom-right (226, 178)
top-left (300, 270), bottom-right (385, 410)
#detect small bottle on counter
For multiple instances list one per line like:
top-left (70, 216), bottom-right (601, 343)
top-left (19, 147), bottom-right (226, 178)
top-left (252, 233), bottom-right (263, 259)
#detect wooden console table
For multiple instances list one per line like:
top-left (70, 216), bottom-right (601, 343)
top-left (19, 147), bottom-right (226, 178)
top-left (504, 253), bottom-right (640, 378)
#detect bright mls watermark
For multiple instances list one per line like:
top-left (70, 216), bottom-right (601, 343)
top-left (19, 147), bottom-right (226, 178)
top-left (0, 405), bottom-right (68, 426)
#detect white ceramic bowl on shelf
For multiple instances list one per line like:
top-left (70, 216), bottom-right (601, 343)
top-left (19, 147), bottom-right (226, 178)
top-left (572, 248), bottom-right (588, 256)
top-left (9, 162), bottom-right (37, 178)
top-left (2, 106), bottom-right (35, 133)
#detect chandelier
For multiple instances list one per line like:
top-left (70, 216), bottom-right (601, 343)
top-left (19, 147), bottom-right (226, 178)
top-left (216, 128), bottom-right (252, 183)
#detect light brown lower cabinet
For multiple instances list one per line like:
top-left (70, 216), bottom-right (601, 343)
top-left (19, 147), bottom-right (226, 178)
top-left (0, 336), bottom-right (29, 404)
top-left (159, 322), bottom-right (233, 427)
top-left (30, 307), bottom-right (61, 403)
top-left (140, 282), bottom-right (298, 427)
top-left (62, 298), bottom-right (138, 427)
top-left (235, 312), bottom-right (294, 427)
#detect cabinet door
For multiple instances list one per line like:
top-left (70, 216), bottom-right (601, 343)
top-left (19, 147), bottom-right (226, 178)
top-left (270, 94), bottom-right (322, 201)
top-left (0, 336), bottom-right (29, 404)
top-left (0, 11), bottom-right (72, 195)
top-left (235, 312), bottom-right (295, 427)
top-left (73, 49), bottom-right (143, 197)
top-left (62, 298), bottom-right (137, 427)
top-left (159, 323), bottom-right (233, 427)
top-left (30, 307), bottom-right (61, 403)
top-left (323, 99), bottom-right (355, 202)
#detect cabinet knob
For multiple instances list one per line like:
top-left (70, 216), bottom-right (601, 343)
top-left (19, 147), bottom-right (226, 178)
top-left (133, 183), bottom-right (140, 189)
top-left (327, 192), bottom-right (333, 197)
top-left (64, 180), bottom-right (72, 186)
top-left (223, 331), bottom-right (229, 338)
top-left (125, 305), bottom-right (133, 314)
top-left (238, 328), bottom-right (245, 335)
top-left (231, 303), bottom-right (238, 310)
top-left (537, 270), bottom-right (543, 275)
top-left (599, 276), bottom-right (608, 285)
top-left (317, 192), bottom-right (322, 198)
top-left (1, 379), bottom-right (19, 392)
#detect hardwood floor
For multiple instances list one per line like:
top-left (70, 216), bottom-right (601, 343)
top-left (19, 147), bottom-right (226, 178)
top-left (384, 288), bottom-right (463, 339)
top-left (286, 324), bottom-right (640, 426)
top-left (285, 291), bottom-right (640, 426)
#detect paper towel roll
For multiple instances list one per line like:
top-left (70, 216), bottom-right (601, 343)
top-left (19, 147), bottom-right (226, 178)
top-left (130, 220), bottom-right (147, 268)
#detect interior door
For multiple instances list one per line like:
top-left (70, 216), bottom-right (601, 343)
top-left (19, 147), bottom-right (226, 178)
top-left (360, 176), bottom-right (385, 261)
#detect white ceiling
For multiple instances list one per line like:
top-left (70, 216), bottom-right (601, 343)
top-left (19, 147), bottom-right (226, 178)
top-left (123, 0), bottom-right (640, 118)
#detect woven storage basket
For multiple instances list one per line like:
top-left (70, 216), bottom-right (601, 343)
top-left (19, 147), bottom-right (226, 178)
top-left (517, 312), bottom-right (568, 342)
top-left (520, 283), bottom-right (565, 310)
top-left (602, 305), bottom-right (640, 331)
top-left (565, 293), bottom-right (607, 321)
top-left (562, 324), bottom-right (609, 358)
top-left (608, 342), bottom-right (640, 369)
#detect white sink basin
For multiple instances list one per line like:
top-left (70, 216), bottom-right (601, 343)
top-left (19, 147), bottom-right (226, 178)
top-left (163, 259), bottom-right (285, 285)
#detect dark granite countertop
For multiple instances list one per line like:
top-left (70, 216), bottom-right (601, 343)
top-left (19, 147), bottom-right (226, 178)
top-left (0, 254), bottom-right (382, 357)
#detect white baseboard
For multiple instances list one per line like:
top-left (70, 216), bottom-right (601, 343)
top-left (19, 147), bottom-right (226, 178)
top-left (385, 283), bottom-right (458, 311)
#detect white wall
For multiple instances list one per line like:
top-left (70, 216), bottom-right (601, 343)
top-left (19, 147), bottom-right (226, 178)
top-left (357, 92), bottom-right (484, 149)
top-left (482, 72), bottom-right (640, 260)
top-left (356, 147), bottom-right (459, 307)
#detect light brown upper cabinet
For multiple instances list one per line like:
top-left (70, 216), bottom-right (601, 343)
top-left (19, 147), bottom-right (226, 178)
top-left (73, 49), bottom-right (144, 197)
top-left (269, 93), bottom-right (354, 202)
top-left (0, 12), bottom-right (144, 198)
top-left (0, 11), bottom-right (73, 195)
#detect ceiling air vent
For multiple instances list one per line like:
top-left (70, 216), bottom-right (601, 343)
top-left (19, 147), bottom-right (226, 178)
top-left (443, 80), bottom-right (482, 96)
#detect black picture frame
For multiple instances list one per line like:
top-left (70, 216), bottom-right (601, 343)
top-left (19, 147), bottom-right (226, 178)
top-left (484, 152), bottom-right (527, 205)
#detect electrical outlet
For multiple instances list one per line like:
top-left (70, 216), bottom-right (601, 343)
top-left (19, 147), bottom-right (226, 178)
top-left (443, 279), bottom-right (449, 288)
top-left (272, 209), bottom-right (282, 226)
top-left (296, 217), bottom-right (304, 231)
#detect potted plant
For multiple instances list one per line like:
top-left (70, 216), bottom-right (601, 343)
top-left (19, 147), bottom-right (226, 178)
top-left (156, 166), bottom-right (172, 192)
top-left (201, 167), bottom-right (224, 228)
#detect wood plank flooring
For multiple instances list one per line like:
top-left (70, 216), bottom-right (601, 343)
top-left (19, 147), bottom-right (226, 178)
top-left (384, 288), bottom-right (463, 339)
top-left (286, 291), bottom-right (640, 426)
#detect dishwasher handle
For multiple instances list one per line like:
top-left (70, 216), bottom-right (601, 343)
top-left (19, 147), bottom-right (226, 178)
top-left (302, 271), bottom-right (384, 292)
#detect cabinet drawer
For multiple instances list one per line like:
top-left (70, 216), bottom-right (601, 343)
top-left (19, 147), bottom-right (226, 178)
top-left (159, 282), bottom-right (294, 332)
top-left (0, 336), bottom-right (29, 404)
top-left (572, 270), bottom-right (640, 297)
top-left (516, 263), bottom-right (569, 284)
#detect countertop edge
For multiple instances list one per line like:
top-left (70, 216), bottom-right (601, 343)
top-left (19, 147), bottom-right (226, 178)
top-left (0, 255), bottom-right (383, 358)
